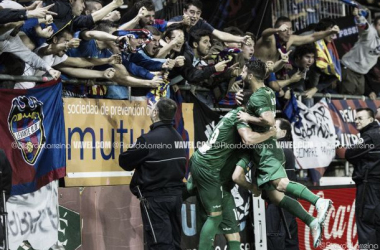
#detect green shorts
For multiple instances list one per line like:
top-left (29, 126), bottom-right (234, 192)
top-left (196, 186), bottom-right (239, 235)
top-left (256, 159), bottom-right (287, 191)
top-left (190, 158), bottom-right (223, 213)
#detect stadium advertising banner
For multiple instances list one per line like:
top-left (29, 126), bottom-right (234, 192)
top-left (63, 98), bottom-right (194, 186)
top-left (297, 187), bottom-right (357, 250)
top-left (291, 100), bottom-right (336, 169)
top-left (328, 99), bottom-right (380, 158)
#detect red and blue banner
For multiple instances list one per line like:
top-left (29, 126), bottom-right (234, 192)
top-left (0, 80), bottom-right (66, 195)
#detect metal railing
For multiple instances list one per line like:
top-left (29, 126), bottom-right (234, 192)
top-left (1, 74), bottom-right (379, 100)
top-left (164, 0), bottom-right (185, 20)
top-left (272, 0), bottom-right (351, 31)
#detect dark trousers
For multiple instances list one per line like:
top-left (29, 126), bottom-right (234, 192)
top-left (375, 206), bottom-right (380, 245)
top-left (141, 195), bottom-right (182, 250)
top-left (266, 203), bottom-right (299, 250)
top-left (355, 184), bottom-right (380, 247)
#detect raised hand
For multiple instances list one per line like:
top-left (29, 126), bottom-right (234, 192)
top-left (240, 35), bottom-right (253, 45)
top-left (214, 59), bottom-right (231, 72)
top-left (277, 24), bottom-right (289, 32)
top-left (237, 111), bottom-right (251, 123)
top-left (27, 3), bottom-right (57, 18)
top-left (290, 70), bottom-right (303, 83)
top-left (352, 7), bottom-right (360, 17)
top-left (235, 89), bottom-right (244, 105)
top-left (162, 59), bottom-right (176, 69)
top-left (37, 26), bottom-right (54, 38)
top-left (48, 69), bottom-right (61, 80)
top-left (171, 33), bottom-right (184, 46)
top-left (182, 15), bottom-right (191, 26)
top-left (137, 7), bottom-right (147, 20)
top-left (330, 25), bottom-right (340, 34)
top-left (112, 0), bottom-right (124, 7)
top-left (108, 54), bottom-right (122, 65)
top-left (104, 11), bottom-right (121, 22)
top-left (44, 14), bottom-right (54, 24)
top-left (104, 68), bottom-right (116, 78)
top-left (149, 76), bottom-right (164, 87)
top-left (278, 49), bottom-right (292, 63)
top-left (230, 79), bottom-right (243, 92)
top-left (68, 38), bottom-right (81, 49)
top-left (303, 87), bottom-right (318, 99)
top-left (174, 56), bottom-right (185, 67)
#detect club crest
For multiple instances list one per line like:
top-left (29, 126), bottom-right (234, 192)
top-left (8, 96), bottom-right (46, 165)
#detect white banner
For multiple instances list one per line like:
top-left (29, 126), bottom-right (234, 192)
top-left (6, 181), bottom-right (59, 250)
top-left (291, 100), bottom-right (336, 169)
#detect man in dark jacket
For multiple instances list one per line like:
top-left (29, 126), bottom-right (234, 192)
top-left (345, 108), bottom-right (380, 246)
top-left (119, 98), bottom-right (186, 250)
top-left (0, 149), bottom-right (12, 247)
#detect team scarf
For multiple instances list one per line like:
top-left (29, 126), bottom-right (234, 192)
top-left (315, 39), bottom-right (342, 81)
top-left (146, 78), bottom-right (170, 104)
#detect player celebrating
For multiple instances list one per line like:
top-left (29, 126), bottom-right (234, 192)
top-left (237, 59), bottom-right (332, 248)
top-left (189, 98), bottom-right (275, 250)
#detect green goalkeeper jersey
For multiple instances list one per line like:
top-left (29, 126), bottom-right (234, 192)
top-left (246, 87), bottom-right (285, 169)
top-left (192, 107), bottom-right (248, 172)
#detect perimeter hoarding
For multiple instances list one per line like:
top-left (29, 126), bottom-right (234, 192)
top-left (297, 187), bottom-right (358, 250)
top-left (63, 98), bottom-right (194, 186)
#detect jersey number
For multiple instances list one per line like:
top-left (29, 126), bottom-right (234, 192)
top-left (198, 121), bottom-right (224, 154)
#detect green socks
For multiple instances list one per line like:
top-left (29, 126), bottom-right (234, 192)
top-left (279, 195), bottom-right (315, 226)
top-left (199, 214), bottom-right (223, 249)
top-left (285, 181), bottom-right (319, 205)
top-left (227, 241), bottom-right (240, 250)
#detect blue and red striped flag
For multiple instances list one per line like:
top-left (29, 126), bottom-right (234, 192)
top-left (0, 80), bottom-right (66, 195)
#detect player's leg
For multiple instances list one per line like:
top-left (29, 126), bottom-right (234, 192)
top-left (224, 233), bottom-right (241, 250)
top-left (191, 164), bottom-right (223, 249)
top-left (183, 172), bottom-right (196, 201)
top-left (272, 178), bottom-right (332, 224)
top-left (266, 189), bottom-right (322, 247)
top-left (220, 189), bottom-right (241, 250)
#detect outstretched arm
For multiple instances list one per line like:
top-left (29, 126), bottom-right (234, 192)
top-left (112, 64), bottom-right (163, 88)
top-left (237, 111), bottom-right (275, 127)
top-left (81, 30), bottom-right (118, 42)
top-left (60, 54), bottom-right (121, 68)
top-left (289, 25), bottom-right (339, 47)
top-left (238, 126), bottom-right (276, 145)
top-left (91, 0), bottom-right (123, 23)
top-left (54, 66), bottom-right (116, 79)
top-left (212, 29), bottom-right (250, 44)
top-left (261, 24), bottom-right (289, 41)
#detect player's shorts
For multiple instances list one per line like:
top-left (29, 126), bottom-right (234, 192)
top-left (190, 158), bottom-right (223, 213)
top-left (196, 185), bottom-right (240, 235)
top-left (256, 158), bottom-right (287, 191)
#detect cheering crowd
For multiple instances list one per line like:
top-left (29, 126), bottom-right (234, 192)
top-left (1, 0), bottom-right (379, 106)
